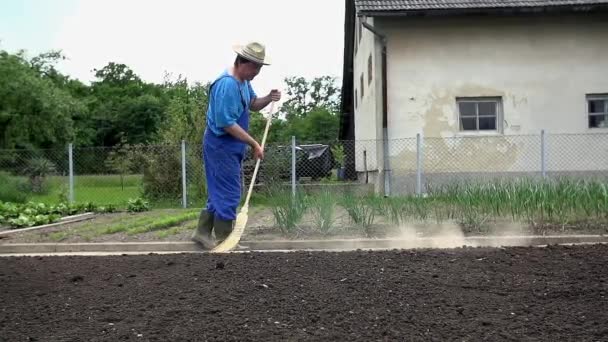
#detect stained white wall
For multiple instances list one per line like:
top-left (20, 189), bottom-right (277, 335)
top-left (375, 13), bottom-right (608, 139)
top-left (353, 16), bottom-right (386, 192)
top-left (352, 12), bottom-right (608, 193)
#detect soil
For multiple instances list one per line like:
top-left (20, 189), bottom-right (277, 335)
top-left (1, 244), bottom-right (607, 341)
top-left (1, 207), bottom-right (607, 244)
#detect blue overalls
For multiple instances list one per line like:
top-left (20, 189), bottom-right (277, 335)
top-left (203, 74), bottom-right (251, 222)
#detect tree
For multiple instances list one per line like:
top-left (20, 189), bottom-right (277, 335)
top-left (0, 49), bottom-right (85, 150)
top-left (104, 137), bottom-right (135, 190)
top-left (248, 111), bottom-right (288, 146)
top-left (88, 62), bottom-right (168, 146)
top-left (298, 107), bottom-right (340, 143)
top-left (280, 75), bottom-right (340, 120)
top-left (157, 74), bottom-right (210, 146)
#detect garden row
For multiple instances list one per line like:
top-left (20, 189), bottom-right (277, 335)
top-left (266, 178), bottom-right (608, 235)
top-left (0, 198), bottom-right (150, 229)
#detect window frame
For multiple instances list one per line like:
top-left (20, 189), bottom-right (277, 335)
top-left (368, 54), bottom-right (373, 85)
top-left (456, 97), bottom-right (503, 134)
top-left (587, 94), bottom-right (608, 130)
top-left (360, 73), bottom-right (364, 99)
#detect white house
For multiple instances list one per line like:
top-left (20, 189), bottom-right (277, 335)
top-left (338, 0), bottom-right (608, 195)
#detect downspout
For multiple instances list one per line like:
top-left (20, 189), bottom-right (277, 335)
top-left (361, 20), bottom-right (390, 197)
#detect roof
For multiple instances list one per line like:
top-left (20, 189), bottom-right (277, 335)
top-left (356, 0), bottom-right (608, 15)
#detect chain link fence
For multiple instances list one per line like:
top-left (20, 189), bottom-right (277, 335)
top-left (1, 132), bottom-right (607, 207)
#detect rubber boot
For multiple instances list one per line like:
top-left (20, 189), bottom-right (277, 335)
top-left (214, 217), bottom-right (249, 250)
top-left (191, 209), bottom-right (215, 250)
top-left (213, 217), bottom-right (234, 244)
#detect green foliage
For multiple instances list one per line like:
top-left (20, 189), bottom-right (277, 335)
top-left (340, 194), bottom-right (376, 236)
top-left (310, 190), bottom-right (336, 234)
top-left (25, 157), bottom-right (57, 193)
top-left (157, 75), bottom-right (210, 145)
top-left (104, 138), bottom-right (136, 190)
top-left (0, 49), bottom-right (84, 149)
top-left (127, 197), bottom-right (151, 213)
top-left (281, 76), bottom-right (340, 120)
top-left (248, 76), bottom-right (341, 145)
top-left (427, 178), bottom-right (608, 230)
top-left (95, 204), bottom-right (117, 214)
top-left (0, 172), bottom-right (28, 203)
top-left (125, 211), bottom-right (197, 235)
top-left (331, 144), bottom-right (345, 166)
top-left (0, 201), bottom-right (95, 229)
top-left (1, 47), bottom-right (342, 152)
top-left (141, 148), bottom-right (182, 201)
top-left (268, 188), bottom-right (309, 234)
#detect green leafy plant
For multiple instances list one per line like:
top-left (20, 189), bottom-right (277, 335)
top-left (0, 201), bottom-right (63, 228)
top-left (96, 204), bottom-right (118, 214)
top-left (331, 144), bottom-right (345, 167)
top-left (310, 190), bottom-right (336, 234)
top-left (340, 194), bottom-right (375, 236)
top-left (127, 197), bottom-right (150, 213)
top-left (269, 189), bottom-right (308, 234)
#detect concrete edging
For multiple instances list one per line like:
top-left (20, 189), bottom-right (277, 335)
top-left (0, 235), bottom-right (606, 255)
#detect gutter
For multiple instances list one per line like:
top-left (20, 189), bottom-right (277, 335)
top-left (361, 19), bottom-right (391, 197)
top-left (357, 4), bottom-right (608, 17)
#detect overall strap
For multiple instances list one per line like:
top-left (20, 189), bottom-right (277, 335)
top-left (210, 74), bottom-right (247, 110)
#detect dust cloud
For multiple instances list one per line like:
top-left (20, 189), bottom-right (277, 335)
top-left (385, 220), bottom-right (533, 250)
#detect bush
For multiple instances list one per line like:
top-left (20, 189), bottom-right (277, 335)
top-left (0, 172), bottom-right (28, 203)
top-left (25, 157), bottom-right (57, 193)
top-left (129, 145), bottom-right (183, 201)
top-left (127, 198), bottom-right (150, 213)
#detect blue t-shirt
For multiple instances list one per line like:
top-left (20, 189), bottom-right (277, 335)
top-left (206, 70), bottom-right (257, 136)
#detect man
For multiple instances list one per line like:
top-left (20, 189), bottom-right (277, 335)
top-left (191, 41), bottom-right (280, 249)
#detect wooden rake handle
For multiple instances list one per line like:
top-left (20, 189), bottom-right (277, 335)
top-left (243, 101), bottom-right (275, 209)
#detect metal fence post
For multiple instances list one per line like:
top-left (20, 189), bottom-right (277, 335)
top-left (68, 143), bottom-right (74, 203)
top-left (416, 133), bottom-right (423, 196)
top-left (363, 149), bottom-right (368, 184)
top-left (181, 140), bottom-right (187, 208)
top-left (291, 136), bottom-right (296, 201)
top-left (541, 129), bottom-right (547, 179)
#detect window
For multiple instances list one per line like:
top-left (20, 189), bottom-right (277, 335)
top-left (360, 74), bottom-right (364, 99)
top-left (587, 94), bottom-right (608, 128)
top-left (368, 54), bottom-right (373, 85)
top-left (457, 97), bottom-right (502, 132)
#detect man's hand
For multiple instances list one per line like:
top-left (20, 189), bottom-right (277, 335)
top-left (252, 142), bottom-right (264, 160)
top-left (250, 89), bottom-right (282, 111)
top-left (269, 89), bottom-right (281, 102)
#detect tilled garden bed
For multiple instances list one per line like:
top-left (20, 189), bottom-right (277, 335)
top-left (1, 244), bottom-right (607, 341)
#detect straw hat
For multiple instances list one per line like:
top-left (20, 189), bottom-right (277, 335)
top-left (232, 42), bottom-right (271, 65)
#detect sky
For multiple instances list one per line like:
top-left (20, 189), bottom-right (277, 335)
top-left (0, 0), bottom-right (345, 100)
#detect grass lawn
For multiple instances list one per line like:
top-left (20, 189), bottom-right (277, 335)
top-left (45, 209), bottom-right (199, 242)
top-left (26, 175), bottom-right (144, 206)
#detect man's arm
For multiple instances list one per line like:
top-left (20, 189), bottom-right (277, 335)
top-left (250, 95), bottom-right (272, 112)
top-left (224, 124), bottom-right (264, 160)
top-left (223, 123), bottom-right (258, 147)
top-left (250, 89), bottom-right (281, 112)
